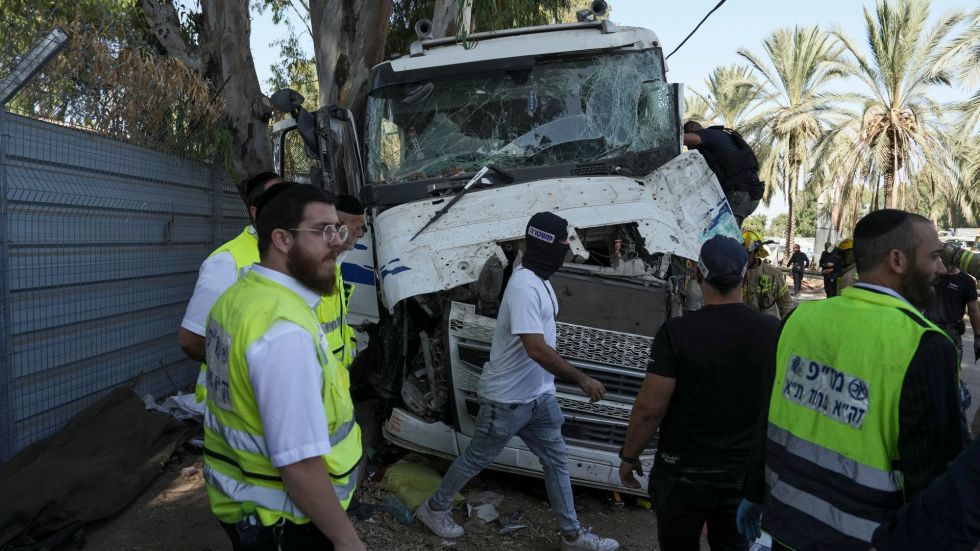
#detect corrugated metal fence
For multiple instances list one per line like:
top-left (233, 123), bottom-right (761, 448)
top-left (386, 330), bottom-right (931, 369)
top-left (0, 111), bottom-right (246, 462)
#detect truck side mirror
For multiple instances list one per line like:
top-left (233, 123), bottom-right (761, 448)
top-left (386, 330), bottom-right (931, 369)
top-left (271, 88), bottom-right (306, 114)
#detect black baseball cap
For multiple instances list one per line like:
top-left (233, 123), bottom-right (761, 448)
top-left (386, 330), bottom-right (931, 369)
top-left (698, 235), bottom-right (747, 286)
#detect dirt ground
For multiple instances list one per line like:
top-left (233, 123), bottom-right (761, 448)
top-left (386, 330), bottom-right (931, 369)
top-left (64, 447), bottom-right (683, 551)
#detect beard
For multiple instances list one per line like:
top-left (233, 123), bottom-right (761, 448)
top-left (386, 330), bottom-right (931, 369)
top-left (900, 261), bottom-right (937, 311)
top-left (286, 245), bottom-right (336, 296)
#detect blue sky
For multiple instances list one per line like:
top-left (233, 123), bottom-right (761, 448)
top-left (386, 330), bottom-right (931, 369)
top-left (249, 0), bottom-right (974, 218)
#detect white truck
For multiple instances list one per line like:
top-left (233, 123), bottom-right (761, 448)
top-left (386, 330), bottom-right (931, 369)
top-left (271, 5), bottom-right (741, 495)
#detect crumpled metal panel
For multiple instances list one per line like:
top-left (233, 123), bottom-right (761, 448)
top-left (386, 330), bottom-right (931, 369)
top-left (373, 151), bottom-right (740, 311)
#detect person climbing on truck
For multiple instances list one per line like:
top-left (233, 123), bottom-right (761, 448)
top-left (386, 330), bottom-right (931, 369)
top-left (683, 121), bottom-right (764, 227)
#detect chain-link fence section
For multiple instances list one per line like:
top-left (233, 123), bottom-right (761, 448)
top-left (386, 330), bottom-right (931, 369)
top-left (0, 9), bottom-right (246, 462)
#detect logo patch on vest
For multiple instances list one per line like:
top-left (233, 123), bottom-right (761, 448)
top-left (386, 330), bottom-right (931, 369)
top-left (205, 321), bottom-right (234, 410)
top-left (782, 354), bottom-right (869, 428)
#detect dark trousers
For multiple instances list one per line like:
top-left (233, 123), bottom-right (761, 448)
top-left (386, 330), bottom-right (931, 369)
top-left (651, 470), bottom-right (748, 551)
top-left (823, 275), bottom-right (837, 298)
top-left (791, 268), bottom-right (804, 295)
top-left (220, 519), bottom-right (333, 551)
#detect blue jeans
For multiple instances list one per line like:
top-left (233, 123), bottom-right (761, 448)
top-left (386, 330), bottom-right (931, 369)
top-left (428, 393), bottom-right (580, 534)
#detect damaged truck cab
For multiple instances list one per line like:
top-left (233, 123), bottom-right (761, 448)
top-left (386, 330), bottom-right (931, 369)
top-left (273, 18), bottom-right (741, 495)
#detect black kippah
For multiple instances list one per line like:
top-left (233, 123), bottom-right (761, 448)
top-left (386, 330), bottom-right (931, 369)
top-left (336, 194), bottom-right (364, 215)
top-left (240, 171), bottom-right (281, 206)
top-left (854, 209), bottom-right (911, 240)
top-left (253, 182), bottom-right (300, 220)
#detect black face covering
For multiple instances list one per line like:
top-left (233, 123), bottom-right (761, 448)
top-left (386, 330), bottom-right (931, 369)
top-left (524, 241), bottom-right (570, 279)
top-left (522, 212), bottom-right (570, 280)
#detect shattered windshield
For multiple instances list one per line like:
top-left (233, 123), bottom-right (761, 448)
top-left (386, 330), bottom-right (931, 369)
top-left (365, 50), bottom-right (675, 183)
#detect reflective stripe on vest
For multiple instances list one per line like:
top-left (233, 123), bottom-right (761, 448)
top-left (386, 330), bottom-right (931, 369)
top-left (203, 271), bottom-right (361, 525)
top-left (767, 423), bottom-right (902, 493)
top-left (318, 265), bottom-right (355, 369)
top-left (204, 410), bottom-right (357, 452)
top-left (764, 287), bottom-right (951, 550)
top-left (765, 466), bottom-right (880, 543)
top-left (205, 465), bottom-right (361, 515)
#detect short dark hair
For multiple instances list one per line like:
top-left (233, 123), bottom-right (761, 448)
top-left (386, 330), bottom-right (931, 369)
top-left (853, 209), bottom-right (931, 274)
top-left (704, 276), bottom-right (741, 294)
top-left (336, 194), bottom-right (365, 215)
top-left (684, 120), bottom-right (704, 133)
top-left (255, 183), bottom-right (336, 255)
top-left (239, 171), bottom-right (281, 208)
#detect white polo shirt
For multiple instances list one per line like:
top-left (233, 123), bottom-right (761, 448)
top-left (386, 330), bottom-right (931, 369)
top-left (478, 266), bottom-right (558, 403)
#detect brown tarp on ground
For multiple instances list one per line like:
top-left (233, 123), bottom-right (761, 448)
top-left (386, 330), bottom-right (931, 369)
top-left (0, 388), bottom-right (196, 549)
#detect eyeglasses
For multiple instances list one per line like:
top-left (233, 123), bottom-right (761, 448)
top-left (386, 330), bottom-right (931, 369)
top-left (289, 224), bottom-right (350, 243)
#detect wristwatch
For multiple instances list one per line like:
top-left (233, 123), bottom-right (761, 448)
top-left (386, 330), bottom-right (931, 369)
top-left (618, 447), bottom-right (638, 464)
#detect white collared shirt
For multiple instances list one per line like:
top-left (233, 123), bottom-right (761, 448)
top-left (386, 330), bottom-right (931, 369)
top-left (180, 226), bottom-right (257, 336)
top-left (244, 265), bottom-right (332, 467)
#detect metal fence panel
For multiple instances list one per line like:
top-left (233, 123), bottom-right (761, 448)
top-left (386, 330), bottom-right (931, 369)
top-left (0, 112), bottom-right (245, 461)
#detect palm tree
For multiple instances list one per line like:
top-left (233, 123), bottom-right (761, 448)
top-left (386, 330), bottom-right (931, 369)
top-left (738, 26), bottom-right (845, 256)
top-left (684, 92), bottom-right (711, 124)
top-left (824, 0), bottom-right (974, 210)
top-left (924, 137), bottom-right (980, 230)
top-left (689, 64), bottom-right (763, 128)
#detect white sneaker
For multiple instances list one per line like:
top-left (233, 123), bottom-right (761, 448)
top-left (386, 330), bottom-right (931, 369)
top-left (561, 527), bottom-right (620, 551)
top-left (415, 500), bottom-right (464, 538)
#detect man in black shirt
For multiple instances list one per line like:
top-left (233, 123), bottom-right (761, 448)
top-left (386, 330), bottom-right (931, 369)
top-left (925, 259), bottom-right (980, 359)
top-left (785, 244), bottom-right (810, 296)
top-left (683, 122), bottom-right (764, 227)
top-left (817, 242), bottom-right (839, 297)
top-left (619, 235), bottom-right (780, 551)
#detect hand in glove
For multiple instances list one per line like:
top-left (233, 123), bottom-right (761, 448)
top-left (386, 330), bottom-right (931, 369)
top-left (736, 499), bottom-right (763, 542)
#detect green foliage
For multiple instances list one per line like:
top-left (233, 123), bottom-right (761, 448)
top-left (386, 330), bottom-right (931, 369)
top-left (688, 64), bottom-right (762, 127)
top-left (769, 213), bottom-right (788, 238)
top-left (815, 0), bottom-right (977, 212)
top-left (794, 199), bottom-right (816, 237)
top-left (742, 214), bottom-right (768, 236)
top-left (1, 0), bottom-right (228, 161)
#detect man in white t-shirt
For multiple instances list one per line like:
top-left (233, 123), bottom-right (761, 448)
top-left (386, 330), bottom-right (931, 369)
top-left (179, 172), bottom-right (282, 398)
top-left (416, 212), bottom-right (619, 551)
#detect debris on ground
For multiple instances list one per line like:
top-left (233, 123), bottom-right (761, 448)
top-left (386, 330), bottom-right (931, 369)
top-left (381, 461), bottom-right (464, 509)
top-left (142, 391), bottom-right (204, 421)
top-left (382, 493), bottom-right (415, 524)
top-left (497, 512), bottom-right (527, 535)
top-left (179, 466), bottom-right (197, 477)
top-left (469, 503), bottom-right (499, 523)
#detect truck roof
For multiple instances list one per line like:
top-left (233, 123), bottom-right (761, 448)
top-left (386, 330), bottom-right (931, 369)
top-left (370, 21), bottom-right (661, 90)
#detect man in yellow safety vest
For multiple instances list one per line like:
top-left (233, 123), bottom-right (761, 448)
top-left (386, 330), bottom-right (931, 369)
top-left (203, 182), bottom-right (364, 550)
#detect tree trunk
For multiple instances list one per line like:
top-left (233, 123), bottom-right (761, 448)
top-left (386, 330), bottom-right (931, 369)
top-left (310, 0), bottom-right (393, 124)
top-left (883, 126), bottom-right (898, 209)
top-left (432, 0), bottom-right (474, 38)
top-left (141, 0), bottom-right (274, 178)
top-left (784, 137), bottom-right (798, 259)
top-left (882, 170), bottom-right (895, 211)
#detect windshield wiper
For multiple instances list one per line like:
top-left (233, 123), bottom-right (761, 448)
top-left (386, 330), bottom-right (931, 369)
top-left (424, 164), bottom-right (515, 195)
top-left (411, 166), bottom-right (491, 241)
